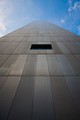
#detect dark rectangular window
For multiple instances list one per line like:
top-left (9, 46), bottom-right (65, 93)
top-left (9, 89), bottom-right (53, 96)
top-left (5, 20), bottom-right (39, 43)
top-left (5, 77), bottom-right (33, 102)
top-left (30, 44), bottom-right (52, 50)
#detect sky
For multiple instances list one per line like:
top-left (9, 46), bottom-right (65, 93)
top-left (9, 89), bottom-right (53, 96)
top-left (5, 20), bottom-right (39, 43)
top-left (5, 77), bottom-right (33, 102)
top-left (0, 0), bottom-right (80, 37)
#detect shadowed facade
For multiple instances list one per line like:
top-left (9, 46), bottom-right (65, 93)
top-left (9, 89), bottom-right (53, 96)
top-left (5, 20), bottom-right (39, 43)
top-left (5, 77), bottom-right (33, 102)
top-left (0, 21), bottom-right (80, 120)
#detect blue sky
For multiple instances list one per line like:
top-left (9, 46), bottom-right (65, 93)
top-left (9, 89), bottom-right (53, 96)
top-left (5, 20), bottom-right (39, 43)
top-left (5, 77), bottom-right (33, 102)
top-left (0, 0), bottom-right (80, 37)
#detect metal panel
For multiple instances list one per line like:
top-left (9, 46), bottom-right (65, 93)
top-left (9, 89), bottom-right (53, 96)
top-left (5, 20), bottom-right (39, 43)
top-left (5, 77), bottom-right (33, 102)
top-left (63, 42), bottom-right (79, 54)
top-left (32, 77), bottom-right (55, 120)
top-left (9, 55), bottom-right (27, 75)
top-left (8, 77), bottom-right (34, 120)
top-left (36, 55), bottom-right (49, 76)
top-left (22, 55), bottom-right (37, 75)
top-left (47, 55), bottom-right (63, 75)
top-left (57, 55), bottom-right (76, 75)
top-left (52, 42), bottom-right (62, 54)
top-left (21, 42), bottom-right (31, 54)
top-left (66, 55), bottom-right (80, 75)
top-left (57, 42), bottom-right (70, 54)
top-left (13, 42), bottom-right (26, 54)
top-left (75, 55), bottom-right (80, 62)
top-left (0, 42), bottom-right (19, 54)
top-left (50, 77), bottom-right (79, 120)
top-left (0, 55), bottom-right (9, 66)
top-left (0, 76), bottom-right (20, 120)
top-left (0, 55), bottom-right (18, 75)
top-left (0, 76), bottom-right (7, 89)
top-left (65, 76), bottom-right (80, 115)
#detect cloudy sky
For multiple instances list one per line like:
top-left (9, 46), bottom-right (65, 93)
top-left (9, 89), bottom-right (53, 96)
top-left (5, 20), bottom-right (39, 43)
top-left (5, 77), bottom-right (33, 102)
top-left (0, 0), bottom-right (80, 37)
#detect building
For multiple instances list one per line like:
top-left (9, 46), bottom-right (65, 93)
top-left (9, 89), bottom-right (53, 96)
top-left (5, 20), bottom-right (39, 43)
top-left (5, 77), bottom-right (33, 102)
top-left (0, 21), bottom-right (80, 120)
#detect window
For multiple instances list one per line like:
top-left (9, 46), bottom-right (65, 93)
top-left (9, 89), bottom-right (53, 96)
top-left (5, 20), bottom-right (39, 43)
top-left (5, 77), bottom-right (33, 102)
top-left (30, 44), bottom-right (52, 50)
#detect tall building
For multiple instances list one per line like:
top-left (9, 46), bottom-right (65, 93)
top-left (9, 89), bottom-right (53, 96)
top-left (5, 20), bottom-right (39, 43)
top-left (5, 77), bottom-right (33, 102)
top-left (0, 21), bottom-right (80, 120)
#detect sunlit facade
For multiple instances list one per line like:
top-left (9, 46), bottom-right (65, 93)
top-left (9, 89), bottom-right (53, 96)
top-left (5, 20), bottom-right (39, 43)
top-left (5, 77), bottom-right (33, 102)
top-left (0, 21), bottom-right (80, 120)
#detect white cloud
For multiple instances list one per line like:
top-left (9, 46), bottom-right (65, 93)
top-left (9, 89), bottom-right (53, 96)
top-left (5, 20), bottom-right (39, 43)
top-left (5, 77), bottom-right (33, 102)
top-left (77, 25), bottom-right (80, 30)
top-left (68, 0), bottom-right (72, 5)
top-left (73, 2), bottom-right (80, 10)
top-left (0, 23), bottom-right (7, 37)
top-left (0, 0), bottom-right (43, 37)
top-left (60, 18), bottom-right (65, 23)
top-left (0, 23), bottom-right (6, 32)
top-left (77, 25), bottom-right (80, 35)
top-left (0, 0), bottom-right (12, 37)
top-left (68, 1), bottom-right (80, 14)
